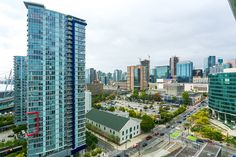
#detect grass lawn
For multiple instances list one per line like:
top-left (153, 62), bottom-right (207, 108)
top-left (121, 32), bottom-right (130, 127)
top-left (187, 135), bottom-right (197, 142)
top-left (170, 131), bottom-right (181, 139)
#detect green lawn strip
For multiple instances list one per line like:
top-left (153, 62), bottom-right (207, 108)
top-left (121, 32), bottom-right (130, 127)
top-left (170, 131), bottom-right (181, 139)
top-left (187, 135), bottom-right (197, 142)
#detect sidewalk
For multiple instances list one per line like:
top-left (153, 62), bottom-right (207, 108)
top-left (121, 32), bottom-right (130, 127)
top-left (210, 119), bottom-right (236, 137)
top-left (88, 129), bottom-right (149, 150)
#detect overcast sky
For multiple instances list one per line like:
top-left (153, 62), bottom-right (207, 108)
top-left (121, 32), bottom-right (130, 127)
top-left (0, 0), bottom-right (236, 77)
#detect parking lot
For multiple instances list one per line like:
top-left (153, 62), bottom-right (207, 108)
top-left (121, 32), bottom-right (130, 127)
top-left (0, 129), bottom-right (14, 142)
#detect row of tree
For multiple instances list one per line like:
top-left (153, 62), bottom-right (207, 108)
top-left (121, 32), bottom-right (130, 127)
top-left (159, 105), bottom-right (187, 123)
top-left (130, 89), bottom-right (162, 102)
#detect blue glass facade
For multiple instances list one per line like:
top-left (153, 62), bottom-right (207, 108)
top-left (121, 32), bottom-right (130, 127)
top-left (204, 56), bottom-right (216, 76)
top-left (14, 56), bottom-right (27, 125)
top-left (176, 61), bottom-right (193, 83)
top-left (209, 71), bottom-right (236, 125)
top-left (25, 2), bottom-right (86, 156)
top-left (156, 66), bottom-right (170, 79)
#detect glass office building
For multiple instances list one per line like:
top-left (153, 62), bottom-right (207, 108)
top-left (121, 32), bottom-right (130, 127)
top-left (25, 2), bottom-right (87, 156)
top-left (156, 65), bottom-right (170, 79)
top-left (14, 56), bottom-right (27, 125)
top-left (204, 56), bottom-right (216, 76)
top-left (208, 69), bottom-right (236, 125)
top-left (176, 61), bottom-right (193, 83)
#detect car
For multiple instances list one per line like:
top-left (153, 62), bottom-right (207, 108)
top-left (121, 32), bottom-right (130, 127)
top-left (160, 133), bottom-right (165, 136)
top-left (171, 126), bottom-right (175, 129)
top-left (142, 143), bottom-right (148, 147)
top-left (154, 132), bottom-right (159, 136)
top-left (196, 139), bottom-right (204, 143)
top-left (177, 120), bottom-right (182, 123)
top-left (8, 134), bottom-right (14, 138)
top-left (166, 125), bottom-right (170, 128)
top-left (146, 135), bottom-right (152, 140)
top-left (133, 143), bottom-right (139, 148)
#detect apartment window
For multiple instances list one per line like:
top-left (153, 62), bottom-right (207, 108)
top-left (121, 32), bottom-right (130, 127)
top-left (126, 129), bottom-right (128, 134)
top-left (134, 126), bottom-right (135, 130)
top-left (137, 125), bottom-right (139, 129)
top-left (122, 131), bottom-right (124, 135)
top-left (122, 137), bottom-right (124, 141)
top-left (130, 127), bottom-right (132, 132)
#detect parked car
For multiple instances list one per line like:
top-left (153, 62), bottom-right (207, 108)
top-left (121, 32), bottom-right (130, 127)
top-left (142, 143), bottom-right (148, 147)
top-left (146, 135), bottom-right (152, 140)
top-left (8, 134), bottom-right (14, 138)
top-left (166, 125), bottom-right (170, 128)
top-left (160, 133), bottom-right (165, 136)
top-left (154, 132), bottom-right (159, 136)
top-left (132, 143), bottom-right (139, 148)
top-left (196, 139), bottom-right (204, 143)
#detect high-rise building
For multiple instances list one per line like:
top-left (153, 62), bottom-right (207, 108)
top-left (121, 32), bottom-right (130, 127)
top-left (25, 2), bottom-right (87, 156)
top-left (85, 68), bottom-right (97, 84)
top-left (156, 65), bottom-right (170, 79)
top-left (14, 56), bottom-right (27, 125)
top-left (192, 69), bottom-right (203, 78)
top-left (169, 56), bottom-right (179, 78)
top-left (127, 65), bottom-right (148, 91)
top-left (208, 68), bottom-right (236, 124)
top-left (176, 61), bottom-right (193, 83)
top-left (121, 72), bottom-right (127, 81)
top-left (204, 56), bottom-right (216, 76)
top-left (140, 59), bottom-right (150, 83)
top-left (113, 69), bottom-right (122, 82)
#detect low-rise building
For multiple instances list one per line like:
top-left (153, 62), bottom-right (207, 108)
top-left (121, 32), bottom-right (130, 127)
top-left (114, 81), bottom-right (128, 90)
top-left (86, 109), bottom-right (141, 144)
top-left (192, 77), bottom-right (208, 83)
top-left (164, 83), bottom-right (184, 96)
top-left (184, 83), bottom-right (208, 93)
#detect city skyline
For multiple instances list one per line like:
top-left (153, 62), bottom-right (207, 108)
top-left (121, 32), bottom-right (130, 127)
top-left (0, 0), bottom-right (236, 74)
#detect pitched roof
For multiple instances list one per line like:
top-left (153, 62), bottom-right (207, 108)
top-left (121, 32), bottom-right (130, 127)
top-left (86, 109), bottom-right (129, 132)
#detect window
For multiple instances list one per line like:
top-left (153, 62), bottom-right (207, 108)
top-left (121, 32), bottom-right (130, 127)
top-left (126, 129), bottom-right (128, 134)
top-left (113, 131), bottom-right (115, 135)
top-left (122, 131), bottom-right (124, 135)
top-left (130, 127), bottom-right (132, 132)
top-left (137, 125), bottom-right (139, 129)
top-left (104, 127), bottom-right (106, 130)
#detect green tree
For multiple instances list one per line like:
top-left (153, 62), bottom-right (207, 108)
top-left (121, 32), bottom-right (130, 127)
top-left (182, 91), bottom-right (190, 105)
top-left (141, 115), bottom-right (155, 132)
top-left (12, 124), bottom-right (27, 134)
top-left (108, 106), bottom-right (115, 112)
top-left (128, 110), bottom-right (137, 118)
top-left (132, 89), bottom-right (139, 99)
top-left (140, 90), bottom-right (148, 100)
top-left (119, 106), bottom-right (125, 112)
top-left (172, 96), bottom-right (177, 102)
top-left (93, 103), bottom-right (102, 109)
top-left (154, 93), bottom-right (162, 101)
top-left (143, 106), bottom-right (148, 110)
top-left (86, 131), bottom-right (98, 150)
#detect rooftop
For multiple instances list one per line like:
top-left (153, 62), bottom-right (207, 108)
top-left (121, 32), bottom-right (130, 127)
top-left (86, 109), bottom-right (129, 131)
top-left (24, 1), bottom-right (45, 9)
top-left (223, 68), bottom-right (236, 73)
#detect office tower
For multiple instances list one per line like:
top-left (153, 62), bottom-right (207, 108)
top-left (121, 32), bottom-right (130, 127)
top-left (121, 72), bottom-right (127, 81)
top-left (218, 58), bottom-right (223, 65)
top-left (156, 65), bottom-right (170, 79)
top-left (127, 65), bottom-right (147, 91)
top-left (100, 75), bottom-right (108, 85)
top-left (140, 59), bottom-right (150, 83)
top-left (25, 2), bottom-right (87, 156)
top-left (176, 61), bottom-right (193, 83)
top-left (85, 68), bottom-right (97, 84)
top-left (204, 56), bottom-right (216, 76)
top-left (192, 69), bottom-right (203, 78)
top-left (150, 68), bottom-right (157, 83)
top-left (169, 56), bottom-right (179, 78)
top-left (208, 68), bottom-right (236, 124)
top-left (14, 56), bottom-right (27, 125)
top-left (229, 0), bottom-right (236, 20)
top-left (113, 69), bottom-right (122, 82)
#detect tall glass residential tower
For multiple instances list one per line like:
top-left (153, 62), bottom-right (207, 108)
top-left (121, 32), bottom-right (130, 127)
top-left (24, 2), bottom-right (87, 156)
top-left (14, 56), bottom-right (27, 125)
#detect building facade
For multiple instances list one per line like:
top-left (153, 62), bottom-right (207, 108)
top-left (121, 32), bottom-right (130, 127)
top-left (14, 56), bottom-right (27, 125)
top-left (140, 59), bottom-right (150, 83)
top-left (176, 61), bottom-right (193, 83)
top-left (25, 2), bottom-right (86, 156)
top-left (86, 109), bottom-right (141, 144)
top-left (156, 65), bottom-right (170, 79)
top-left (229, 0), bottom-right (236, 20)
top-left (85, 91), bottom-right (92, 113)
top-left (208, 68), bottom-right (236, 126)
top-left (192, 69), bottom-right (203, 78)
top-left (85, 68), bottom-right (97, 84)
top-left (113, 69), bottom-right (122, 82)
top-left (169, 56), bottom-right (179, 78)
top-left (164, 83), bottom-right (184, 96)
top-left (127, 65), bottom-right (148, 91)
top-left (204, 56), bottom-right (216, 76)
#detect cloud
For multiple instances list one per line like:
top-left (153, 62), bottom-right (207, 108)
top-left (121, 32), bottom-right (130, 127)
top-left (0, 0), bottom-right (236, 75)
